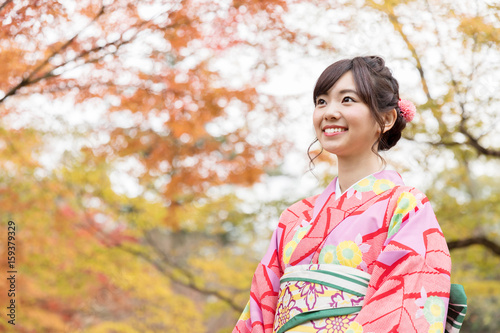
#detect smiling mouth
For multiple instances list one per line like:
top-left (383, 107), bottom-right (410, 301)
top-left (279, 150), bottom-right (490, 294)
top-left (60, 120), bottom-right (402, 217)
top-left (324, 128), bottom-right (347, 134)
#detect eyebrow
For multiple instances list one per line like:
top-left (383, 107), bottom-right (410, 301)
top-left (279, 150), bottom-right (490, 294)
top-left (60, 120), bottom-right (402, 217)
top-left (316, 88), bottom-right (359, 101)
top-left (337, 89), bottom-right (359, 96)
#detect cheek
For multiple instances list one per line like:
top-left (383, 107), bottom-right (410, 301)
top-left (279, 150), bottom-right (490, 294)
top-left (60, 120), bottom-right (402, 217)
top-left (357, 112), bottom-right (379, 136)
top-left (312, 114), bottom-right (322, 138)
top-left (372, 119), bottom-right (382, 134)
top-left (367, 123), bottom-right (382, 142)
top-left (312, 110), bottom-right (321, 126)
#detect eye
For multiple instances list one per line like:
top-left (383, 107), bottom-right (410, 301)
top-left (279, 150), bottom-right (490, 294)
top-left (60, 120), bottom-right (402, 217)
top-left (316, 98), bottom-right (327, 106)
top-left (342, 96), bottom-right (356, 103)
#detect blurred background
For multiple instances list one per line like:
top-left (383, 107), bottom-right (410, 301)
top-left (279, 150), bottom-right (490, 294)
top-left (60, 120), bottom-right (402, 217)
top-left (0, 0), bottom-right (498, 332)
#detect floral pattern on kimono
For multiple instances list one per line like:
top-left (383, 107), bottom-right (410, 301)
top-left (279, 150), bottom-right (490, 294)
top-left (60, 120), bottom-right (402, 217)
top-left (233, 170), bottom-right (451, 333)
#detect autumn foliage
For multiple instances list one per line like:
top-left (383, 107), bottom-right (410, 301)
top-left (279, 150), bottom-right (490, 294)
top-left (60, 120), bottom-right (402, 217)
top-left (0, 0), bottom-right (290, 331)
top-left (0, 0), bottom-right (499, 332)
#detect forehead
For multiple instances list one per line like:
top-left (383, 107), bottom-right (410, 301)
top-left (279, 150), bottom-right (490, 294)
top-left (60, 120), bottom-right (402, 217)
top-left (323, 71), bottom-right (358, 96)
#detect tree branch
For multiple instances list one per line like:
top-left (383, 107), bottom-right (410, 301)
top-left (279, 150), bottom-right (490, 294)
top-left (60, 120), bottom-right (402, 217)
top-left (448, 236), bottom-right (500, 256)
top-left (0, 0), bottom-right (12, 12)
top-left (459, 119), bottom-right (500, 157)
top-left (424, 0), bottom-right (500, 158)
top-left (69, 189), bottom-right (246, 313)
top-left (29, 5), bottom-right (106, 81)
top-left (120, 238), bottom-right (245, 313)
top-left (0, 3), bottom-right (168, 104)
top-left (385, 12), bottom-right (431, 101)
top-left (402, 134), bottom-right (462, 148)
top-left (404, 131), bottom-right (500, 158)
top-left (0, 5), bottom-right (107, 104)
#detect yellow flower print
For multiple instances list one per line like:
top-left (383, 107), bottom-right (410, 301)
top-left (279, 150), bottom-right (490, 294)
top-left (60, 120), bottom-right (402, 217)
top-left (357, 177), bottom-right (372, 187)
top-left (293, 224), bottom-right (312, 242)
top-left (323, 315), bottom-right (351, 333)
top-left (388, 192), bottom-right (418, 238)
top-left (373, 179), bottom-right (395, 195)
top-left (283, 224), bottom-right (311, 264)
top-left (352, 175), bottom-right (377, 192)
top-left (238, 301), bottom-right (251, 321)
top-left (424, 296), bottom-right (445, 324)
top-left (428, 322), bottom-right (444, 333)
top-left (283, 240), bottom-right (298, 264)
top-left (319, 245), bottom-right (339, 264)
top-left (346, 321), bottom-right (363, 333)
top-left (394, 192), bottom-right (417, 217)
top-left (296, 228), bottom-right (309, 240)
top-left (336, 241), bottom-right (363, 268)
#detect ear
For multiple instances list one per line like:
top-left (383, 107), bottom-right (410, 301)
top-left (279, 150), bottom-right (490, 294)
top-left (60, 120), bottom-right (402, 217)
top-left (382, 108), bottom-right (398, 133)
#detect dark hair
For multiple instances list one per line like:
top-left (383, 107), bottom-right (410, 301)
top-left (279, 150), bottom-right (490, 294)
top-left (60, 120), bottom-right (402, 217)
top-left (312, 56), bottom-right (406, 153)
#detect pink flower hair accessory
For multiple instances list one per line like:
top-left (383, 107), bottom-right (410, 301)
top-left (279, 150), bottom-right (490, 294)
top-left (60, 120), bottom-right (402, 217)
top-left (398, 99), bottom-right (416, 122)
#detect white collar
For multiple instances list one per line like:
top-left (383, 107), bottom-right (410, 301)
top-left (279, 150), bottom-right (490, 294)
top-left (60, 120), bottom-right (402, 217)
top-left (334, 177), bottom-right (344, 200)
top-left (334, 170), bottom-right (385, 200)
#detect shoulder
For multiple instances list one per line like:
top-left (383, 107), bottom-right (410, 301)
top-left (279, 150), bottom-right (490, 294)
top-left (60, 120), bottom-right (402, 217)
top-left (381, 184), bottom-right (439, 234)
top-left (386, 185), bottom-right (442, 235)
top-left (375, 170), bottom-right (429, 200)
top-left (390, 185), bottom-right (432, 209)
top-left (278, 194), bottom-right (319, 225)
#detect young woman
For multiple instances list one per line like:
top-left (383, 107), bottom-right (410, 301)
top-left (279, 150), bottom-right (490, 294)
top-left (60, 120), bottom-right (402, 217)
top-left (233, 56), bottom-right (466, 333)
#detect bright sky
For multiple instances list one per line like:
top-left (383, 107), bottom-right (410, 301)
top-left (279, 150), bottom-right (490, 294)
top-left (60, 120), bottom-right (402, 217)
top-left (6, 0), bottom-right (499, 241)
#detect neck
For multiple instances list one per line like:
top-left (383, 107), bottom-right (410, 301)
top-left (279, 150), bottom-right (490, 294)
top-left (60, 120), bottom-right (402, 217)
top-left (337, 152), bottom-right (384, 193)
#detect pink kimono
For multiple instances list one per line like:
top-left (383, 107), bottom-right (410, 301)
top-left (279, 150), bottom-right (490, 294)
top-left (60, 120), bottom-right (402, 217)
top-left (233, 170), bottom-right (457, 333)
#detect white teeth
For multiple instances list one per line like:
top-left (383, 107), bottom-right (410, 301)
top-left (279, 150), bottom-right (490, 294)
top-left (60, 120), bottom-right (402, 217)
top-left (324, 128), bottom-right (346, 134)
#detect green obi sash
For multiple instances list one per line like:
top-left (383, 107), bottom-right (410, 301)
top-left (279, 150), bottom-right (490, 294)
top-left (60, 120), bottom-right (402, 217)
top-left (445, 284), bottom-right (467, 333)
top-left (273, 265), bottom-right (467, 333)
top-left (273, 264), bottom-right (370, 333)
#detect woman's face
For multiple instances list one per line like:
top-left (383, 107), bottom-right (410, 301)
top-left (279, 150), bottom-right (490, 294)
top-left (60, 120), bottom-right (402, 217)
top-left (313, 71), bottom-right (380, 159)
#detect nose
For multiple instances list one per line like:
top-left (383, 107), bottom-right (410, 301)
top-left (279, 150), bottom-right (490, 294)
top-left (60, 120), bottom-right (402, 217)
top-left (323, 103), bottom-right (341, 120)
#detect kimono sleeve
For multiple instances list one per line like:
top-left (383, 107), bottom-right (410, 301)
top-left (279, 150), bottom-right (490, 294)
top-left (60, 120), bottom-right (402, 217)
top-left (355, 189), bottom-right (451, 332)
top-left (233, 225), bottom-right (284, 333)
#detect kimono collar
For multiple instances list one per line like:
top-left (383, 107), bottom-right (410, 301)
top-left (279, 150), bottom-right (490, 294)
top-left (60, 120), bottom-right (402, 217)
top-left (312, 169), bottom-right (404, 222)
top-left (334, 169), bottom-right (404, 200)
top-left (291, 169), bottom-right (406, 266)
